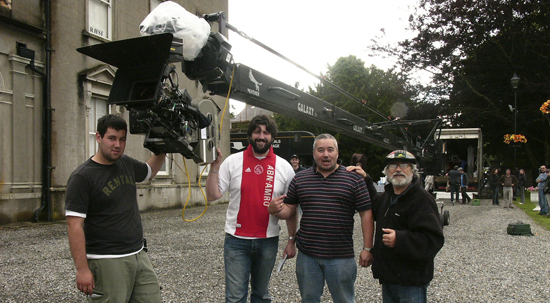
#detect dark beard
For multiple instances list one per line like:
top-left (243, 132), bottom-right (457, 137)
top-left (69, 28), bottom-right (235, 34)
top-left (249, 138), bottom-right (271, 154)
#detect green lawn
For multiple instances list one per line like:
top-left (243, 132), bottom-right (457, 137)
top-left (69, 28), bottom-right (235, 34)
top-left (515, 191), bottom-right (550, 231)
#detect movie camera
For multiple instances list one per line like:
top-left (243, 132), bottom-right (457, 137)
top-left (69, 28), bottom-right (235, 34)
top-left (77, 29), bottom-right (232, 164)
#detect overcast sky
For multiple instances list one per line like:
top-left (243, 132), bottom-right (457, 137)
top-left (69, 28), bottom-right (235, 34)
top-left (226, 0), bottom-right (419, 113)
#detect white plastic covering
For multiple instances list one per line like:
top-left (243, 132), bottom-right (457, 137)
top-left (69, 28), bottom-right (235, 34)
top-left (139, 1), bottom-right (211, 61)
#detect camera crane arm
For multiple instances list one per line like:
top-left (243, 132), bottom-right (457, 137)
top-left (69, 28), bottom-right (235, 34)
top-left (203, 12), bottom-right (390, 122)
top-left (219, 63), bottom-right (425, 153)
top-left (193, 13), bottom-right (438, 159)
top-left (76, 12), bottom-right (440, 164)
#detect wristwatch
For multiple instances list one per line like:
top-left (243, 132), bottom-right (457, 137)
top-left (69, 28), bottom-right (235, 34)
top-left (362, 247), bottom-right (373, 252)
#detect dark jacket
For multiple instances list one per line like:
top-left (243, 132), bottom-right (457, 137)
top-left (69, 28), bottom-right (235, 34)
top-left (364, 173), bottom-right (379, 199)
top-left (489, 173), bottom-right (500, 189)
top-left (294, 166), bottom-right (307, 173)
top-left (518, 174), bottom-right (526, 187)
top-left (544, 176), bottom-right (550, 195)
top-left (371, 177), bottom-right (445, 286)
top-left (499, 174), bottom-right (518, 188)
top-left (448, 169), bottom-right (461, 185)
top-left (460, 173), bottom-right (469, 187)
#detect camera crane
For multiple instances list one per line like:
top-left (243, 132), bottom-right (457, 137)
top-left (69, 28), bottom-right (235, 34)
top-left (77, 11), bottom-right (442, 168)
top-left (198, 12), bottom-right (442, 163)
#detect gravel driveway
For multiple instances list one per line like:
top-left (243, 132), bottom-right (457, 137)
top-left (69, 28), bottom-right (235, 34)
top-left (1, 198), bottom-right (549, 302)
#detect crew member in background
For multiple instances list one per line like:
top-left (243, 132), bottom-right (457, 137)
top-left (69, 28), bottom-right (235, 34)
top-left (206, 115), bottom-right (297, 303)
top-left (499, 168), bottom-right (518, 208)
top-left (536, 165), bottom-right (548, 215)
top-left (447, 165), bottom-right (461, 205)
top-left (65, 114), bottom-right (166, 302)
top-left (370, 150), bottom-right (444, 303)
top-left (269, 133), bottom-right (374, 303)
top-left (489, 168), bottom-right (501, 206)
top-left (544, 170), bottom-right (550, 215)
top-left (459, 167), bottom-right (471, 204)
top-left (517, 168), bottom-right (527, 204)
top-left (290, 154), bottom-right (307, 173)
top-left (347, 152), bottom-right (379, 198)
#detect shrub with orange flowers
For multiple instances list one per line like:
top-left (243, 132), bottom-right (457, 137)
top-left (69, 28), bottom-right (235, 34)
top-left (503, 134), bottom-right (527, 144)
top-left (541, 100), bottom-right (550, 114)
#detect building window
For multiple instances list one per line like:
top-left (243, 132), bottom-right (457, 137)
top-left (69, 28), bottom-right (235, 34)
top-left (88, 97), bottom-right (108, 158)
top-left (88, 0), bottom-right (112, 40)
top-left (156, 153), bottom-right (171, 176)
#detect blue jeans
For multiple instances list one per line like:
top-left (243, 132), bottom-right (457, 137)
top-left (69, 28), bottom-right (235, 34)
top-left (382, 283), bottom-right (428, 303)
top-left (517, 186), bottom-right (525, 203)
top-left (224, 233), bottom-right (279, 303)
top-left (539, 189), bottom-right (548, 215)
top-left (492, 187), bottom-right (499, 205)
top-left (296, 251), bottom-right (356, 303)
top-left (450, 183), bottom-right (460, 203)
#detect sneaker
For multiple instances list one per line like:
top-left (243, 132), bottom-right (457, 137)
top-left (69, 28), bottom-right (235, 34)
top-left (509, 205), bottom-right (514, 209)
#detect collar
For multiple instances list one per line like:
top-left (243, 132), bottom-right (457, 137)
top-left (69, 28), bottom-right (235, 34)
top-left (311, 162), bottom-right (344, 177)
top-left (385, 176), bottom-right (419, 197)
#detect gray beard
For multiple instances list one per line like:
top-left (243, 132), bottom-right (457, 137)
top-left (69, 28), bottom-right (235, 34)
top-left (388, 173), bottom-right (413, 187)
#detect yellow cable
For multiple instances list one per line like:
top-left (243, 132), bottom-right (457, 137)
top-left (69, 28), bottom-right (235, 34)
top-left (181, 159), bottom-right (208, 222)
top-left (219, 65), bottom-right (235, 132)
top-left (180, 65), bottom-right (236, 222)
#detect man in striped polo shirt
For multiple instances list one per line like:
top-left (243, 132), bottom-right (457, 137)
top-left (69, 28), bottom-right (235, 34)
top-left (269, 133), bottom-right (374, 303)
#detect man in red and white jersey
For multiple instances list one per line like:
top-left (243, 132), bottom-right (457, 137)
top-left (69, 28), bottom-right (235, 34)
top-left (206, 115), bottom-right (297, 303)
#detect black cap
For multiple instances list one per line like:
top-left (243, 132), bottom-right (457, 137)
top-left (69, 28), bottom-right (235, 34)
top-left (290, 154), bottom-right (299, 159)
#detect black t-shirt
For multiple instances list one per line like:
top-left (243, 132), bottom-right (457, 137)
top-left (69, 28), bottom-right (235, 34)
top-left (65, 155), bottom-right (148, 255)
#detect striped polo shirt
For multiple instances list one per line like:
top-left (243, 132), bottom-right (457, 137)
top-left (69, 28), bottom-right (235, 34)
top-left (285, 165), bottom-right (371, 258)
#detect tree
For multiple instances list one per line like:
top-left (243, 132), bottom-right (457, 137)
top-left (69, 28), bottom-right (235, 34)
top-left (275, 56), bottom-right (426, 182)
top-left (378, 0), bottom-right (550, 171)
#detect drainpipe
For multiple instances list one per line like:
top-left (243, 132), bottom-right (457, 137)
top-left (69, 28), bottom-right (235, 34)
top-left (33, 0), bottom-right (53, 222)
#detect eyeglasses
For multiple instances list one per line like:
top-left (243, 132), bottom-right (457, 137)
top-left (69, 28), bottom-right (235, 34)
top-left (387, 163), bottom-right (411, 170)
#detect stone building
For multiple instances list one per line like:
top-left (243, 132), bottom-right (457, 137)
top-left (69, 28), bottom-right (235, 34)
top-left (0, 0), bottom-right (230, 224)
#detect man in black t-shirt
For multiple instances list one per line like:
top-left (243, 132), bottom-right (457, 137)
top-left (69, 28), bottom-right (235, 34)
top-left (65, 114), bottom-right (165, 302)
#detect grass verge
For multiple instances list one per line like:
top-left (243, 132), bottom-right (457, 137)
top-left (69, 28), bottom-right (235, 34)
top-left (514, 193), bottom-right (550, 231)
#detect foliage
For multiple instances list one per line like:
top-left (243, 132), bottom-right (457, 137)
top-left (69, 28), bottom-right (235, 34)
top-left (274, 56), bottom-right (431, 182)
top-left (373, 0), bottom-right (550, 170)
